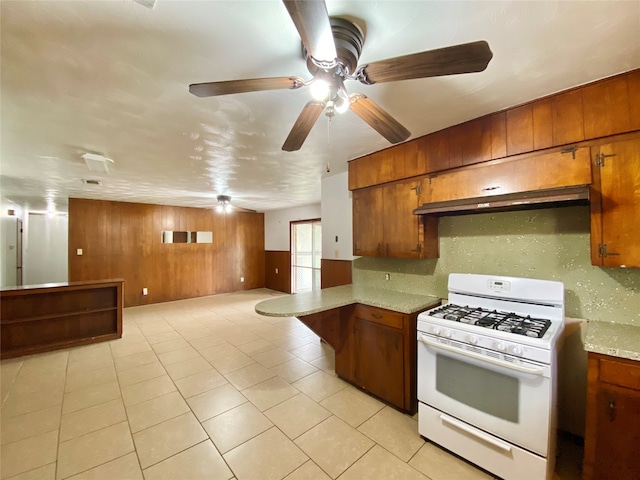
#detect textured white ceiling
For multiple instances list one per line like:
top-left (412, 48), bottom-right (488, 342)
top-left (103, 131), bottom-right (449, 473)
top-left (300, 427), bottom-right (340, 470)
top-left (1, 1), bottom-right (639, 213)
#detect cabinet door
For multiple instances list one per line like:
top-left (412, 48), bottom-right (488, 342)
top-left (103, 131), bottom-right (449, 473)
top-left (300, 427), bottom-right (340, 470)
top-left (352, 187), bottom-right (384, 256)
top-left (421, 147), bottom-right (592, 204)
top-left (353, 315), bottom-right (405, 408)
top-left (382, 181), bottom-right (422, 258)
top-left (591, 384), bottom-right (640, 480)
top-left (590, 138), bottom-right (640, 267)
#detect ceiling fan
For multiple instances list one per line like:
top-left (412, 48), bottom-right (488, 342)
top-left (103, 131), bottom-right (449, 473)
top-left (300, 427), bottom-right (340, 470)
top-left (189, 0), bottom-right (493, 152)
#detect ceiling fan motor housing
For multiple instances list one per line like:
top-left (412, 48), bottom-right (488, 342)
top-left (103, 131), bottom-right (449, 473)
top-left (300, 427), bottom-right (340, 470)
top-left (303, 17), bottom-right (364, 75)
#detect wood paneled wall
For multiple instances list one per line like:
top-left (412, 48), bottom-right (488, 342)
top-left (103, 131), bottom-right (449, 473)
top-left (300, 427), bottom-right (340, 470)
top-left (68, 199), bottom-right (265, 307)
top-left (321, 259), bottom-right (352, 288)
top-left (265, 250), bottom-right (291, 293)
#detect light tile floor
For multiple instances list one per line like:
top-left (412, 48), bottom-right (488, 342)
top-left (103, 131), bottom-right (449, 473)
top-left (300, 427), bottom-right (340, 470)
top-left (0, 288), bottom-right (583, 480)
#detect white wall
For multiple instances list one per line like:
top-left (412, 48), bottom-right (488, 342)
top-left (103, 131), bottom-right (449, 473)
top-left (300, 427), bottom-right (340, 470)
top-left (264, 204), bottom-right (321, 251)
top-left (24, 213), bottom-right (68, 285)
top-left (0, 198), bottom-right (23, 287)
top-left (321, 172), bottom-right (354, 260)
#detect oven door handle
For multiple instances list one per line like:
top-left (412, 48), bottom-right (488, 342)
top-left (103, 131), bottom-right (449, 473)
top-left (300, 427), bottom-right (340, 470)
top-left (439, 414), bottom-right (512, 452)
top-left (419, 335), bottom-right (546, 376)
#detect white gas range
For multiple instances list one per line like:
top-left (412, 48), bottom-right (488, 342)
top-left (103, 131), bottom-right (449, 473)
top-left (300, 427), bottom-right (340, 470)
top-left (416, 273), bottom-right (565, 480)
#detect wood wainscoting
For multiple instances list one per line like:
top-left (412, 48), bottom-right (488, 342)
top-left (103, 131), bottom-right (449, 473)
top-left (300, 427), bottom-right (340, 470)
top-left (321, 259), bottom-right (352, 288)
top-left (68, 199), bottom-right (265, 307)
top-left (265, 250), bottom-right (291, 294)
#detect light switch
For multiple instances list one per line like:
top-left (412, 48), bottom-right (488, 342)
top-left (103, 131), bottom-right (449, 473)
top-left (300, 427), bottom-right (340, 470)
top-left (77, 248), bottom-right (83, 256)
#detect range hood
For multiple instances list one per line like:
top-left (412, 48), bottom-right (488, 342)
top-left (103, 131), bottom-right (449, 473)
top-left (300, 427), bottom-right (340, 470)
top-left (413, 185), bottom-right (590, 216)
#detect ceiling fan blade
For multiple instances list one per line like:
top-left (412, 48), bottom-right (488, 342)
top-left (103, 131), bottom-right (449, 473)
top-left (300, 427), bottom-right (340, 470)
top-left (189, 76), bottom-right (305, 97)
top-left (282, 101), bottom-right (326, 152)
top-left (350, 94), bottom-right (410, 144)
top-left (359, 41), bottom-right (493, 84)
top-left (283, 0), bottom-right (336, 63)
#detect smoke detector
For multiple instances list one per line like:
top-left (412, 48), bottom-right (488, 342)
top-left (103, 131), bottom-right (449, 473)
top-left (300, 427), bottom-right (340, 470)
top-left (82, 153), bottom-right (114, 174)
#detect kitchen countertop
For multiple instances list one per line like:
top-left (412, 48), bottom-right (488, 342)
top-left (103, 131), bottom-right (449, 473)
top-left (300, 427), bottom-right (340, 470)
top-left (255, 284), bottom-right (441, 317)
top-left (584, 320), bottom-right (640, 361)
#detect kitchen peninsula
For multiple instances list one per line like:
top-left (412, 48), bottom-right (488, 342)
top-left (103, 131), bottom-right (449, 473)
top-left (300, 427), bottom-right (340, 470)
top-left (256, 285), bottom-right (441, 414)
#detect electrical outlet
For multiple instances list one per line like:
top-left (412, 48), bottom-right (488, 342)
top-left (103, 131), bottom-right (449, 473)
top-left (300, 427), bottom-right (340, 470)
top-left (240, 277), bottom-right (245, 283)
top-left (142, 287), bottom-right (148, 295)
top-left (77, 248), bottom-right (83, 256)
top-left (275, 268), bottom-right (279, 274)
top-left (385, 273), bottom-right (391, 281)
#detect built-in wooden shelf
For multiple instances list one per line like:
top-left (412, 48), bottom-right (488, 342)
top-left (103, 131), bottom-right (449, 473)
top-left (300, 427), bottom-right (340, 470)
top-left (0, 279), bottom-right (124, 359)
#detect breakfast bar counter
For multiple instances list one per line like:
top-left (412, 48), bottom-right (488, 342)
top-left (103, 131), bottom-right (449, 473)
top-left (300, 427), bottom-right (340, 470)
top-left (255, 284), bottom-right (441, 317)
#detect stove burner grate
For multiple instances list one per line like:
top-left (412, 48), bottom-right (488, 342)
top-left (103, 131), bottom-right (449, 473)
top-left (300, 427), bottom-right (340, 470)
top-left (428, 304), bottom-right (551, 338)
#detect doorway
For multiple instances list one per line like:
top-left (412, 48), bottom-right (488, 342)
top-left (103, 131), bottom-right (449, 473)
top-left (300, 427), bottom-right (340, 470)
top-left (290, 219), bottom-right (321, 294)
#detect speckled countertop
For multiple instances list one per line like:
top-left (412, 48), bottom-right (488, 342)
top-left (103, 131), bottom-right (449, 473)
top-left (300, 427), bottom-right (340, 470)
top-left (584, 321), bottom-right (640, 361)
top-left (255, 285), bottom-right (441, 317)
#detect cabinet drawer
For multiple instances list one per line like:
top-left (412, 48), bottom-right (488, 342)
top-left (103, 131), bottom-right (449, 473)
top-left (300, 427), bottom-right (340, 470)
top-left (353, 305), bottom-right (404, 329)
top-left (600, 358), bottom-right (640, 390)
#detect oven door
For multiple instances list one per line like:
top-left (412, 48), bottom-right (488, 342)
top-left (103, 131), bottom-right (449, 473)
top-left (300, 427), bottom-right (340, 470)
top-left (417, 333), bottom-right (552, 456)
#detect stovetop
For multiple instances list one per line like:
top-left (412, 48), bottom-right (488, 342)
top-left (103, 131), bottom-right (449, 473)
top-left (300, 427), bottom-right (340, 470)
top-left (427, 304), bottom-right (551, 339)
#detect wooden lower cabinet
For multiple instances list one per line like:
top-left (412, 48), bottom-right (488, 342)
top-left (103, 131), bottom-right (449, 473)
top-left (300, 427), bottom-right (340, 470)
top-left (352, 313), bottom-right (405, 409)
top-left (338, 304), bottom-right (424, 414)
top-left (299, 302), bottom-right (438, 414)
top-left (583, 353), bottom-right (640, 480)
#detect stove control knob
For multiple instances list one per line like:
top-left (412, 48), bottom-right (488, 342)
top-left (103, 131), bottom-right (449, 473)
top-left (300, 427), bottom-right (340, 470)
top-left (496, 342), bottom-right (506, 352)
top-left (432, 327), bottom-right (441, 336)
top-left (468, 335), bottom-right (478, 345)
top-left (442, 330), bottom-right (452, 339)
top-left (510, 345), bottom-right (523, 356)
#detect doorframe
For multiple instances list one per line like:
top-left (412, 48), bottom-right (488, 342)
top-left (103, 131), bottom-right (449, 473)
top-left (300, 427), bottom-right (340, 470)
top-left (289, 218), bottom-right (321, 294)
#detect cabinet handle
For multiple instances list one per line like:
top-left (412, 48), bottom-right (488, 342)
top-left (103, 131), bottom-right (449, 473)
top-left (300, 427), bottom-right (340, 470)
top-left (482, 186), bottom-right (500, 191)
top-left (371, 313), bottom-right (383, 319)
top-left (609, 399), bottom-right (616, 421)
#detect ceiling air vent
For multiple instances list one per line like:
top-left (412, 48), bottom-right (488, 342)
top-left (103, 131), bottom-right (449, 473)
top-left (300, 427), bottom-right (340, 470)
top-left (133, 0), bottom-right (157, 9)
top-left (83, 179), bottom-right (102, 186)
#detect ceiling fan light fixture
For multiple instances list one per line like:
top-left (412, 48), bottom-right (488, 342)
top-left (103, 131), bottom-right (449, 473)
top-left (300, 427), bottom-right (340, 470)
top-left (216, 194), bottom-right (232, 214)
top-left (310, 77), bottom-right (331, 101)
top-left (334, 84), bottom-right (350, 113)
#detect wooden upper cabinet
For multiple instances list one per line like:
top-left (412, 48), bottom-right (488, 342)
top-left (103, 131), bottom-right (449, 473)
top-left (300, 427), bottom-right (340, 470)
top-left (583, 74), bottom-right (633, 139)
top-left (383, 180), bottom-right (422, 258)
top-left (629, 70), bottom-right (640, 131)
top-left (532, 98), bottom-right (553, 150)
top-left (590, 137), bottom-right (640, 268)
top-left (421, 147), bottom-right (592, 204)
top-left (460, 117), bottom-right (493, 166)
top-left (422, 130), bottom-right (451, 173)
top-left (552, 89), bottom-right (585, 146)
top-left (506, 105), bottom-right (534, 156)
top-left (352, 187), bottom-right (384, 256)
top-left (348, 70), bottom-right (640, 191)
top-left (490, 112), bottom-right (507, 159)
top-left (352, 179), bottom-right (438, 259)
top-left (447, 123), bottom-right (464, 168)
top-left (403, 139), bottom-right (426, 178)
